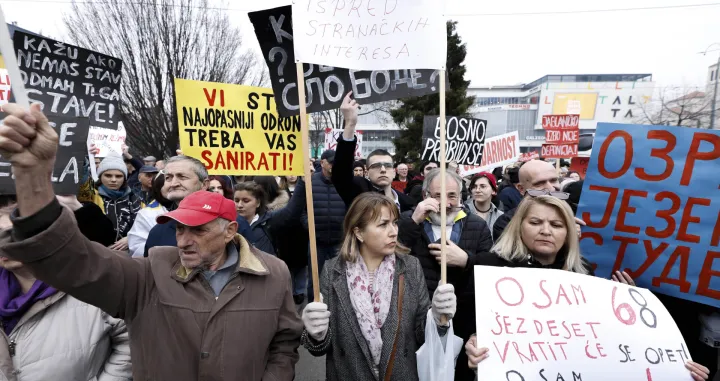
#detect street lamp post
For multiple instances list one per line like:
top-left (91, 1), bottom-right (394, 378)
top-left (701, 43), bottom-right (720, 130)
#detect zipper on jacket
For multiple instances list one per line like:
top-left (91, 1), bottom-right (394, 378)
top-left (8, 339), bottom-right (16, 356)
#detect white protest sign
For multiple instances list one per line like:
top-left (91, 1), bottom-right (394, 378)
top-left (291, 0), bottom-right (447, 70)
top-left (0, 69), bottom-right (11, 106)
top-left (88, 126), bottom-right (126, 157)
top-left (324, 128), bottom-right (362, 159)
top-left (474, 266), bottom-right (693, 381)
top-left (460, 131), bottom-right (520, 177)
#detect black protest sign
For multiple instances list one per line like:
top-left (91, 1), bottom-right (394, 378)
top-left (421, 116), bottom-right (487, 166)
top-left (0, 115), bottom-right (91, 195)
top-left (248, 5), bottom-right (448, 117)
top-left (13, 31), bottom-right (122, 130)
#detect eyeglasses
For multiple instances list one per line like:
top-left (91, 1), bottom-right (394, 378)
top-left (368, 162), bottom-right (394, 170)
top-left (526, 189), bottom-right (569, 200)
top-left (425, 192), bottom-right (460, 203)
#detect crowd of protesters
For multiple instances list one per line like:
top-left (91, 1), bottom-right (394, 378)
top-left (0, 97), bottom-right (714, 381)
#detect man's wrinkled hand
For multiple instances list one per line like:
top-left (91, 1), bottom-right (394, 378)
top-left (411, 198), bottom-right (439, 224)
top-left (0, 103), bottom-right (57, 169)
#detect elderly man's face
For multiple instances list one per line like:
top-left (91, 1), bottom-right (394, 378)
top-left (176, 219), bottom-right (237, 269)
top-left (164, 161), bottom-right (207, 201)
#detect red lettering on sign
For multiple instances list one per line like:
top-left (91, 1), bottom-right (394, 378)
top-left (697, 251), bottom-right (720, 300)
top-left (198, 150), bottom-right (295, 173)
top-left (496, 277), bottom-right (524, 306)
top-left (625, 240), bottom-right (668, 280)
top-left (634, 130), bottom-right (676, 182)
top-left (611, 235), bottom-right (640, 274)
top-left (598, 130), bottom-right (633, 179)
top-left (712, 211), bottom-right (720, 247)
top-left (582, 186), bottom-right (619, 228)
top-left (615, 189), bottom-right (649, 234)
top-left (652, 246), bottom-right (691, 292)
top-left (677, 197), bottom-right (712, 244)
top-left (681, 132), bottom-right (720, 186)
top-left (646, 191), bottom-right (681, 239)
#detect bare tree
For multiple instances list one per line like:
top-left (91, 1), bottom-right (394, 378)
top-left (64, 0), bottom-right (268, 158)
top-left (635, 86), bottom-right (712, 128)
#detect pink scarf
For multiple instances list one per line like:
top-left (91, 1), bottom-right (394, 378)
top-left (346, 254), bottom-right (396, 366)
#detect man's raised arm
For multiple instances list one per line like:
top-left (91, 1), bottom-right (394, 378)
top-left (0, 103), bottom-right (150, 320)
top-left (331, 92), bottom-right (362, 208)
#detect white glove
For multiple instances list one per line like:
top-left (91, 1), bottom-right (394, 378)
top-left (432, 283), bottom-right (456, 326)
top-left (302, 300), bottom-right (330, 341)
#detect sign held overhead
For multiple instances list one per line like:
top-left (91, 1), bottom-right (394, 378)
top-left (291, 0), bottom-right (447, 70)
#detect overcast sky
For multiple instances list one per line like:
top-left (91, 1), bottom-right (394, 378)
top-left (2, 0), bottom-right (718, 90)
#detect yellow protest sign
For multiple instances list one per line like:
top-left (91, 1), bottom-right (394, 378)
top-left (174, 78), bottom-right (303, 175)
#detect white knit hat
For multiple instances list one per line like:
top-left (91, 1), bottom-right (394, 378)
top-left (97, 151), bottom-right (128, 178)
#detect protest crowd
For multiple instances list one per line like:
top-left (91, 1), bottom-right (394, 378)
top-left (0, 3), bottom-right (718, 381)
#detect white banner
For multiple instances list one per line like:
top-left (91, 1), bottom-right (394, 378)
top-left (460, 131), bottom-right (519, 177)
top-left (325, 128), bottom-right (362, 159)
top-left (291, 0), bottom-right (447, 70)
top-left (474, 266), bottom-right (693, 381)
top-left (88, 126), bottom-right (126, 157)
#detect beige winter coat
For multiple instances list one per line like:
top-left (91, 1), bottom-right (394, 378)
top-left (0, 292), bottom-right (132, 381)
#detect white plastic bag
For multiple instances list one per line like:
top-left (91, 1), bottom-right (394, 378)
top-left (416, 309), bottom-right (464, 381)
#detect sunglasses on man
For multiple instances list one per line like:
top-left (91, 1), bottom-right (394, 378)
top-left (526, 189), bottom-right (569, 200)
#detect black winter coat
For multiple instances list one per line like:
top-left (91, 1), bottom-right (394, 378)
top-left (302, 172), bottom-right (346, 247)
top-left (397, 211), bottom-right (493, 294)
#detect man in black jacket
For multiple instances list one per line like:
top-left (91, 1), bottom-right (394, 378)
top-left (296, 149), bottom-right (347, 303)
top-left (396, 168), bottom-right (492, 381)
top-left (331, 93), bottom-right (416, 212)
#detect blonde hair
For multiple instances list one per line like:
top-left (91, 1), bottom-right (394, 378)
top-left (340, 193), bottom-right (410, 263)
top-left (492, 195), bottom-right (588, 274)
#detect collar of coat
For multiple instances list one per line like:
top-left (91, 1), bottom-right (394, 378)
top-left (172, 234), bottom-right (269, 283)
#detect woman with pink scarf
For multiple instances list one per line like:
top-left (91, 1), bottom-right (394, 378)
top-left (300, 193), bottom-right (457, 381)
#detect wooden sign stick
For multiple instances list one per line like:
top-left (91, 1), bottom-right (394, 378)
top-left (295, 62), bottom-right (321, 302)
top-left (439, 69), bottom-right (448, 325)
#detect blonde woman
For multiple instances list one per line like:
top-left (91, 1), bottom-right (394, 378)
top-left (301, 193), bottom-right (457, 381)
top-left (462, 195), bottom-right (711, 381)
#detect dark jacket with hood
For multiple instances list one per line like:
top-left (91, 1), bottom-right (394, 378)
top-left (93, 186), bottom-right (143, 241)
top-left (404, 175), bottom-right (425, 205)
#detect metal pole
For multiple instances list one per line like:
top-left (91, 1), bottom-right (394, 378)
top-left (711, 53), bottom-right (720, 129)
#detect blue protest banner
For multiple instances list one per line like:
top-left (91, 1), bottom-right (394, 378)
top-left (578, 123), bottom-right (720, 308)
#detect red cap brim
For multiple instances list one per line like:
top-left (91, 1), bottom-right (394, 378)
top-left (156, 209), bottom-right (219, 227)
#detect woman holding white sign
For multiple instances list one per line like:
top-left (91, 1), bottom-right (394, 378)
top-left (462, 194), bottom-right (711, 381)
top-left (301, 193), bottom-right (457, 381)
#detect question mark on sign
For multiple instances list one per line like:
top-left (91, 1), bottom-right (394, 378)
top-left (429, 70), bottom-right (439, 91)
top-left (269, 47), bottom-right (288, 83)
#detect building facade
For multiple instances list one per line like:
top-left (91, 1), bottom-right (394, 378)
top-left (468, 74), bottom-right (655, 151)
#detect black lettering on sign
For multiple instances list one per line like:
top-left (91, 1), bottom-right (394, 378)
top-left (13, 31), bottom-right (123, 131)
top-left (248, 5), bottom-right (449, 117)
top-left (0, 114), bottom-right (91, 195)
top-left (421, 116), bottom-right (488, 166)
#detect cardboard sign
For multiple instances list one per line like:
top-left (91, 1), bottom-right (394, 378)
top-left (174, 78), bottom-right (303, 176)
top-left (0, 115), bottom-right (90, 195)
top-left (544, 115), bottom-right (580, 145)
top-left (460, 131), bottom-right (520, 177)
top-left (88, 123), bottom-right (126, 157)
top-left (578, 123), bottom-right (720, 307)
top-left (541, 143), bottom-right (578, 159)
top-left (325, 128), bottom-right (362, 159)
top-left (569, 157), bottom-right (590, 179)
top-left (248, 6), bottom-right (448, 117)
top-left (13, 31), bottom-right (123, 180)
top-left (474, 266), bottom-right (693, 381)
top-left (421, 116), bottom-right (486, 166)
top-left (291, 0), bottom-right (446, 70)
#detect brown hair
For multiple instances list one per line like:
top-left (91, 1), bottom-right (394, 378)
top-left (233, 181), bottom-right (268, 215)
top-left (339, 193), bottom-right (409, 263)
